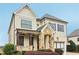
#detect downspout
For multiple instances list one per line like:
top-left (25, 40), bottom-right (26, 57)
top-left (13, 13), bottom-right (16, 51)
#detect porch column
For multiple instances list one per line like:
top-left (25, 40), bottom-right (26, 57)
top-left (39, 33), bottom-right (44, 50)
top-left (46, 35), bottom-right (50, 49)
top-left (50, 36), bottom-right (54, 51)
top-left (29, 33), bottom-right (32, 51)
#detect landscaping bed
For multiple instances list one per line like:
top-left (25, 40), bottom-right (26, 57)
top-left (24, 51), bottom-right (59, 55)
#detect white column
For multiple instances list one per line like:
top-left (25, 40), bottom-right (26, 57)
top-left (50, 37), bottom-right (54, 51)
top-left (39, 34), bottom-right (44, 50)
top-left (46, 35), bottom-right (49, 49)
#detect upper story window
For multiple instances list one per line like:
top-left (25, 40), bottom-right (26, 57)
top-left (21, 20), bottom-right (32, 29)
top-left (49, 23), bottom-right (56, 31)
top-left (57, 24), bottom-right (64, 32)
top-left (77, 38), bottom-right (79, 41)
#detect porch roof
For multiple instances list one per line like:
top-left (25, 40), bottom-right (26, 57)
top-left (16, 28), bottom-right (40, 34)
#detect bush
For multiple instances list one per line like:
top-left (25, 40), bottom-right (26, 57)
top-left (67, 45), bottom-right (72, 52)
top-left (3, 44), bottom-right (15, 55)
top-left (22, 51), bottom-right (26, 55)
top-left (67, 40), bottom-right (76, 52)
top-left (13, 51), bottom-right (23, 55)
top-left (77, 45), bottom-right (79, 52)
top-left (15, 51), bottom-right (22, 55)
top-left (55, 49), bottom-right (64, 55)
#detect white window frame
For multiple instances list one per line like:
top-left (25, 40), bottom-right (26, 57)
top-left (21, 20), bottom-right (32, 29)
top-left (54, 42), bottom-right (64, 49)
top-left (57, 24), bottom-right (64, 32)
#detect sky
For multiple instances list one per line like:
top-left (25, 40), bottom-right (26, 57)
top-left (0, 3), bottom-right (79, 46)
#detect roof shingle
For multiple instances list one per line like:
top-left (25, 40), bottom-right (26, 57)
top-left (69, 29), bottom-right (79, 37)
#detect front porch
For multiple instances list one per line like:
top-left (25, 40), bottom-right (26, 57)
top-left (15, 28), bottom-right (54, 51)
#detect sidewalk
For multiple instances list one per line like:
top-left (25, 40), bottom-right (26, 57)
top-left (66, 52), bottom-right (79, 55)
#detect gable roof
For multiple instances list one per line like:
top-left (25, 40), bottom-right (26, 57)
top-left (8, 13), bottom-right (15, 33)
top-left (68, 29), bottom-right (79, 37)
top-left (14, 4), bottom-right (36, 16)
top-left (36, 24), bottom-right (46, 32)
top-left (8, 4), bottom-right (36, 33)
top-left (36, 23), bottom-right (55, 32)
top-left (41, 14), bottom-right (68, 23)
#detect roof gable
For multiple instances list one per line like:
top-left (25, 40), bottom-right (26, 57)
top-left (68, 29), bottom-right (79, 37)
top-left (36, 23), bottom-right (54, 32)
top-left (41, 13), bottom-right (68, 23)
top-left (14, 4), bottom-right (36, 17)
top-left (8, 4), bottom-right (36, 33)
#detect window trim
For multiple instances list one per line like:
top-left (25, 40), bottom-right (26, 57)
top-left (49, 23), bottom-right (56, 31)
top-left (77, 38), bottom-right (79, 41)
top-left (17, 35), bottom-right (24, 46)
top-left (21, 20), bottom-right (32, 29)
top-left (57, 24), bottom-right (64, 32)
top-left (54, 42), bottom-right (64, 49)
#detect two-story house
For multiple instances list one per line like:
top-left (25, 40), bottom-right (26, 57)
top-left (8, 4), bottom-right (68, 54)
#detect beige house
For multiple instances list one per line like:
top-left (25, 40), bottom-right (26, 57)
top-left (8, 4), bottom-right (68, 54)
top-left (68, 29), bottom-right (79, 45)
top-left (0, 46), bottom-right (3, 54)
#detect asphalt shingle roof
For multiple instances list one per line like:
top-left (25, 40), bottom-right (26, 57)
top-left (41, 14), bottom-right (68, 23)
top-left (69, 29), bottom-right (79, 37)
top-left (36, 24), bottom-right (46, 32)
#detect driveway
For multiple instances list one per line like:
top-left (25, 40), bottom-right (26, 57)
top-left (66, 52), bottom-right (79, 55)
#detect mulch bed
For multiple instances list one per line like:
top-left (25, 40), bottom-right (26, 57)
top-left (24, 51), bottom-right (59, 55)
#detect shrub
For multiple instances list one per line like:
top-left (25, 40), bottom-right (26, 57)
top-left (77, 45), bottom-right (79, 52)
top-left (22, 51), bottom-right (26, 55)
top-left (15, 51), bottom-right (22, 55)
top-left (67, 45), bottom-right (72, 51)
top-left (3, 44), bottom-right (15, 55)
top-left (67, 40), bottom-right (76, 52)
top-left (55, 49), bottom-right (64, 55)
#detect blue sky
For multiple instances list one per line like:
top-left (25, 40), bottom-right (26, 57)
top-left (0, 3), bottom-right (79, 46)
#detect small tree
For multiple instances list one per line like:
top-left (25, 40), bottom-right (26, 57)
top-left (3, 44), bottom-right (15, 55)
top-left (67, 40), bottom-right (76, 52)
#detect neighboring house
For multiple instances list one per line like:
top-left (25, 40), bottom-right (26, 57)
top-left (68, 29), bottom-right (79, 45)
top-left (8, 4), bottom-right (68, 54)
top-left (0, 46), bottom-right (3, 54)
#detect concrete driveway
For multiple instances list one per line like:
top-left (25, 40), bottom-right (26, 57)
top-left (66, 52), bottom-right (79, 55)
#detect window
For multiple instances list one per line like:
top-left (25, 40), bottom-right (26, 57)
top-left (57, 24), bottom-right (64, 32)
top-left (54, 42), bottom-right (64, 49)
top-left (77, 38), bottom-right (79, 41)
top-left (49, 23), bottom-right (56, 31)
top-left (21, 20), bottom-right (32, 29)
top-left (17, 35), bottom-right (24, 46)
